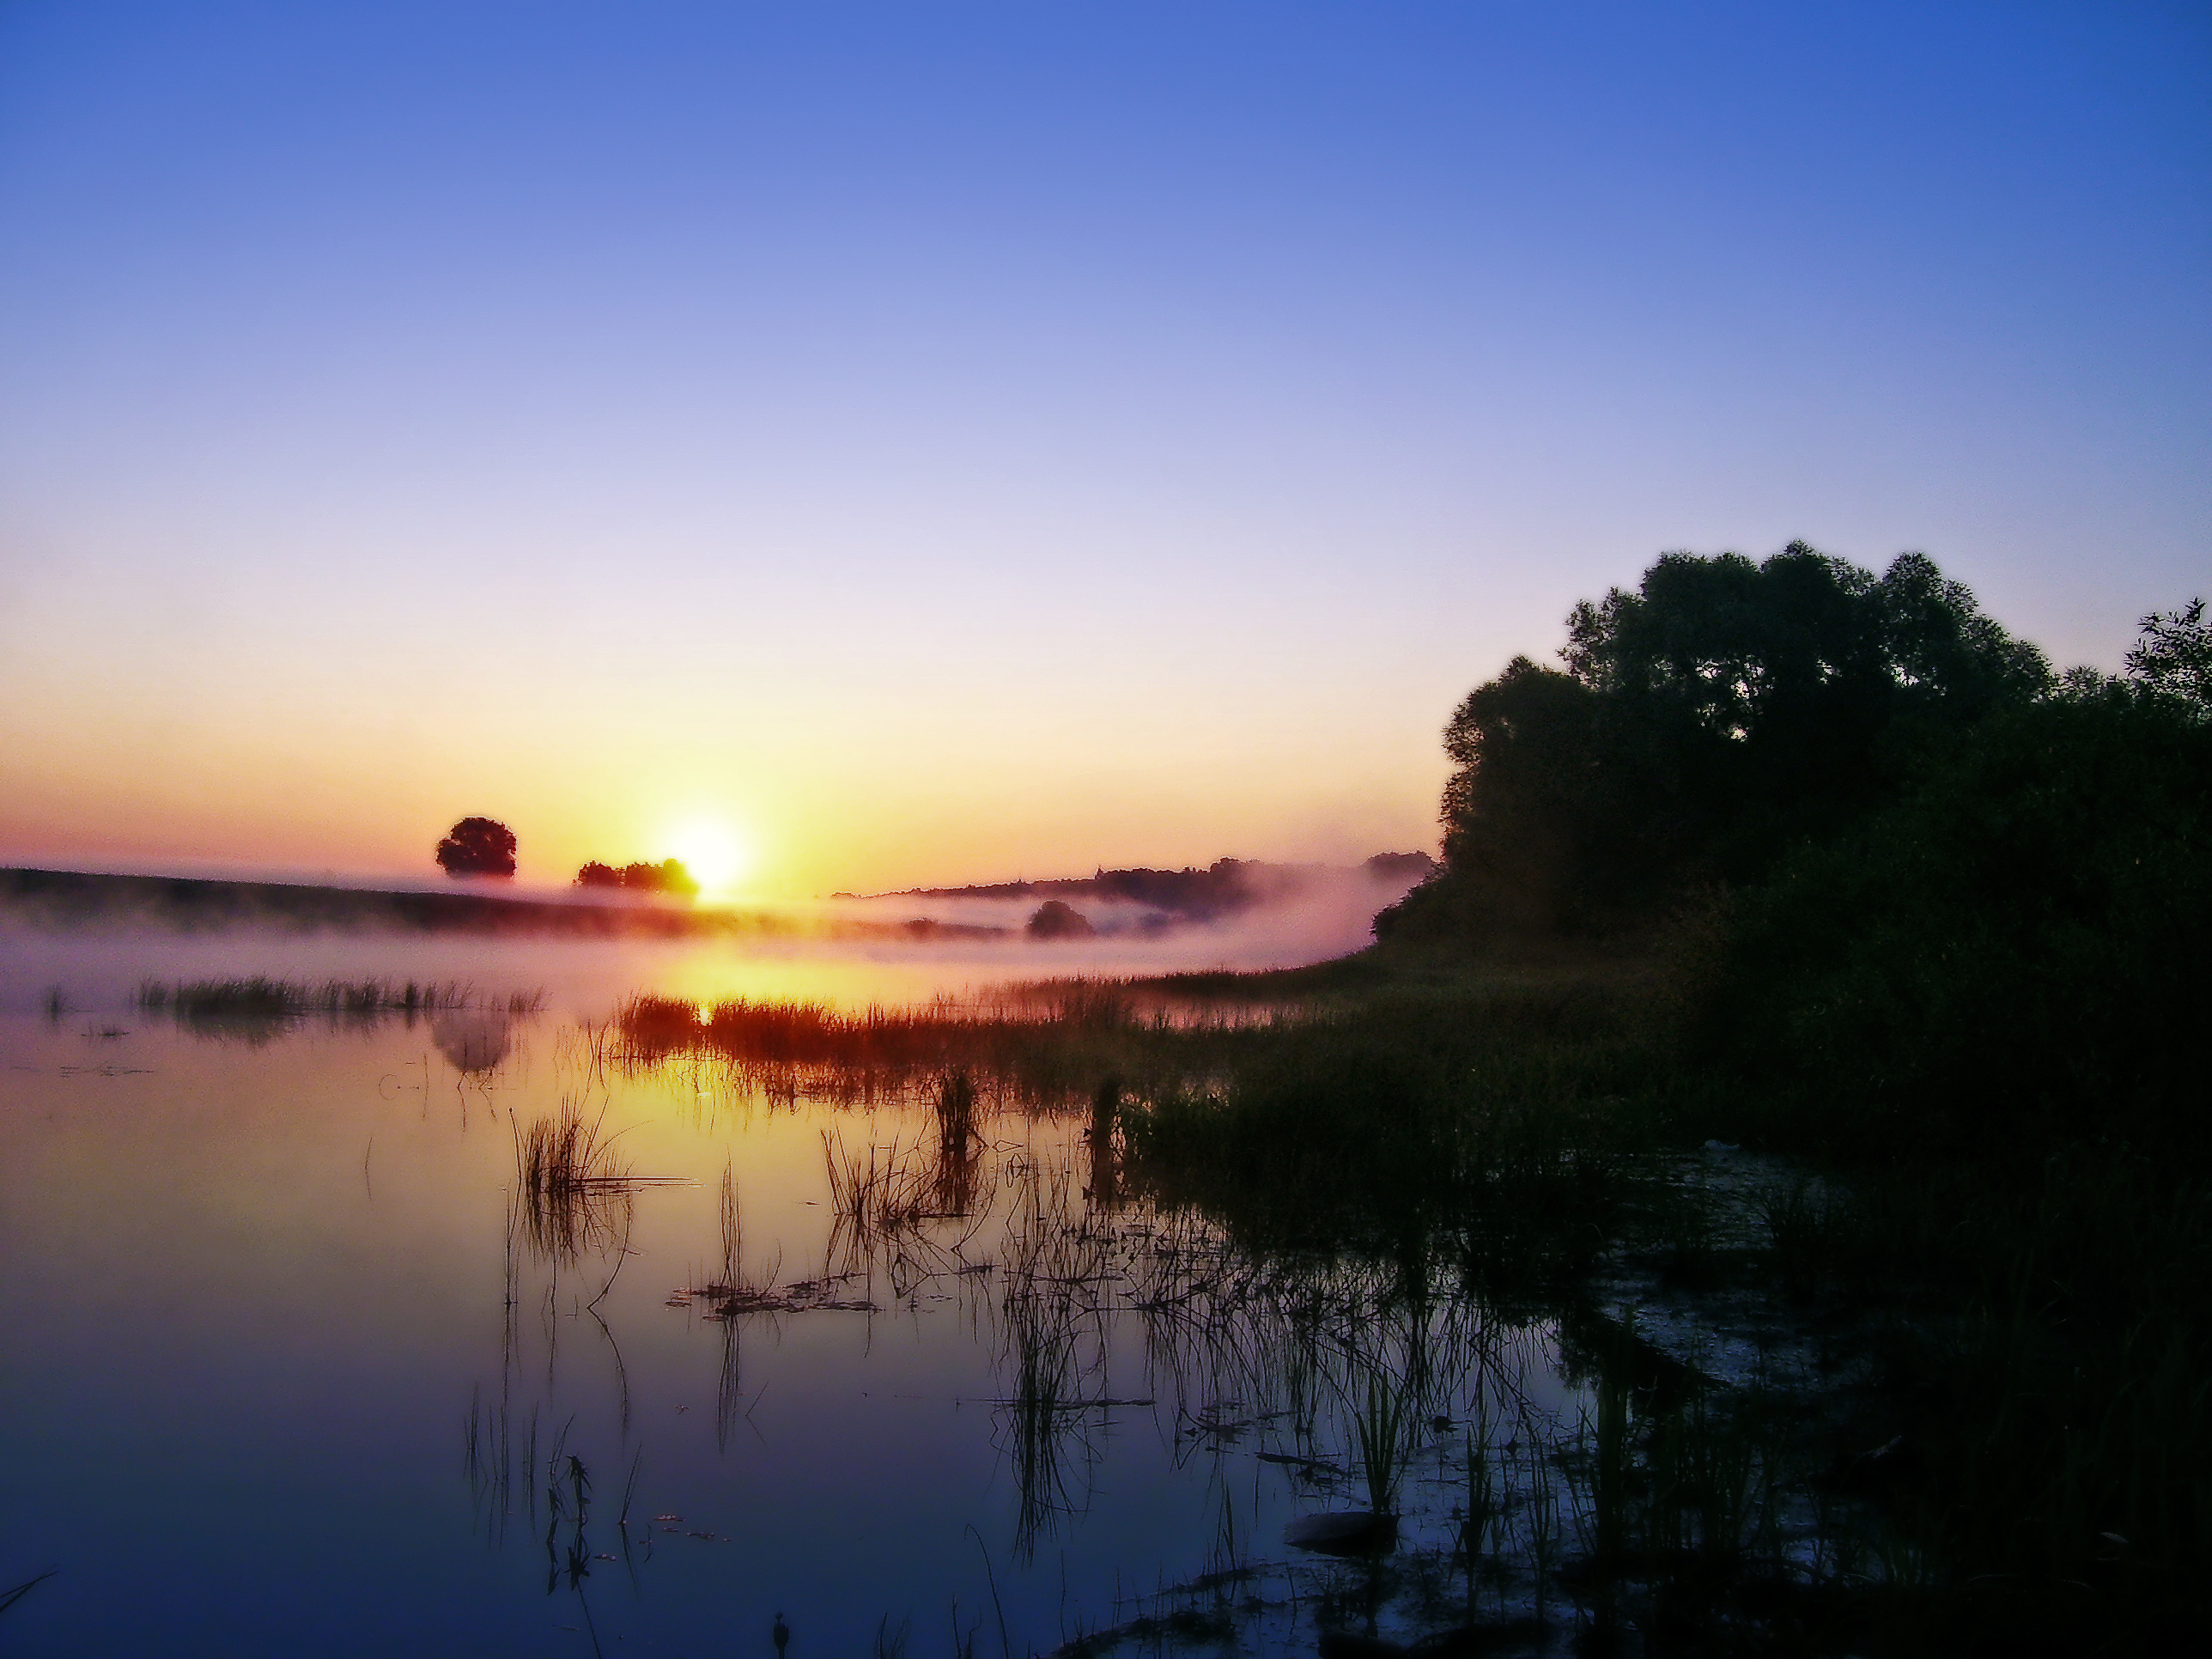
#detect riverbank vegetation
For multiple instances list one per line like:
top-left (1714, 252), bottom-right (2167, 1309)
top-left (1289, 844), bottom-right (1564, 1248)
top-left (1121, 550), bottom-right (2209, 1653)
top-left (586, 547), bottom-right (2206, 1651)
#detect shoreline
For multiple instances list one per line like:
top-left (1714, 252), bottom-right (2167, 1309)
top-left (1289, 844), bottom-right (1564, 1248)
top-left (0, 866), bottom-right (1008, 944)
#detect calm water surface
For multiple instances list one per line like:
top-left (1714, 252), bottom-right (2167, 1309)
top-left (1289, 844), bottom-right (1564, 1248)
top-left (0, 939), bottom-right (1589, 1656)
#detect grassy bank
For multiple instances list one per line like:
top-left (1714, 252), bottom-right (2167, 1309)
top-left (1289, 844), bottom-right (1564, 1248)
top-left (1091, 931), bottom-right (2208, 1654)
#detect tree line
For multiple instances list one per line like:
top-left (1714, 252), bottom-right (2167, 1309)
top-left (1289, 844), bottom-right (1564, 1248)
top-left (429, 819), bottom-right (700, 900)
top-left (574, 858), bottom-right (699, 897)
top-left (1386, 543), bottom-right (2209, 1151)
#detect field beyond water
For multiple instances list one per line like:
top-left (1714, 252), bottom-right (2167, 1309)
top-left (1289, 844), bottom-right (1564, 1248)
top-left (4, 916), bottom-right (2197, 1656)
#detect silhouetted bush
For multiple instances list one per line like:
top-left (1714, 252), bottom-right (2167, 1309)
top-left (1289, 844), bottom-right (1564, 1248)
top-left (2126, 595), bottom-right (2211, 710)
top-left (1025, 899), bottom-right (1096, 939)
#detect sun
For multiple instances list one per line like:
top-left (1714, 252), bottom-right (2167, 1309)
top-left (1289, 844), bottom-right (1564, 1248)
top-left (665, 821), bottom-right (750, 896)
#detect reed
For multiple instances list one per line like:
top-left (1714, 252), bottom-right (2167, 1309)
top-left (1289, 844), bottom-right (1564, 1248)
top-left (138, 975), bottom-right (544, 1030)
top-left (1350, 1368), bottom-right (1412, 1518)
top-left (610, 983), bottom-right (1283, 1111)
top-left (512, 1100), bottom-right (677, 1263)
top-left (0, 1570), bottom-right (55, 1619)
top-left (590, 933), bottom-right (2209, 1648)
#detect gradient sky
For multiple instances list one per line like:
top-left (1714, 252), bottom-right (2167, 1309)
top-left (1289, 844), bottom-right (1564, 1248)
top-left (2, 1), bottom-right (2206, 897)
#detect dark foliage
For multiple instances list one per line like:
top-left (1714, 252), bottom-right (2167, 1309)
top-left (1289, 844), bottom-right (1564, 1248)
top-left (435, 816), bottom-right (517, 878)
top-left (2125, 595), bottom-right (2211, 710)
top-left (574, 860), bottom-right (621, 888)
top-left (1333, 574), bottom-right (2211, 1645)
top-left (1706, 689), bottom-right (2212, 1154)
top-left (1382, 544), bottom-right (2048, 942)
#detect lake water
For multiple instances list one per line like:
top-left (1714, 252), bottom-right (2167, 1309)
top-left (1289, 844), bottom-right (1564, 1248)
top-left (0, 935), bottom-right (1593, 1657)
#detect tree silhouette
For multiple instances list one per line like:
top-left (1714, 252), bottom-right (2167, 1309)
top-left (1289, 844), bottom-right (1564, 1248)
top-left (1026, 900), bottom-right (1096, 939)
top-left (574, 858), bottom-right (699, 897)
top-left (435, 817), bottom-right (517, 879)
top-left (1382, 544), bottom-right (2050, 942)
top-left (2126, 598), bottom-right (2211, 713)
top-left (621, 859), bottom-right (699, 898)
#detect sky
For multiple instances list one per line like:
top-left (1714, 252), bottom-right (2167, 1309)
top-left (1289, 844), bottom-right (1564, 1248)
top-left (2, 0), bottom-right (2206, 898)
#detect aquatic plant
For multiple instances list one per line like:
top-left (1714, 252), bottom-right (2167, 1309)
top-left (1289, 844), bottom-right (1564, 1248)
top-left (608, 981), bottom-right (1274, 1112)
top-left (512, 1099), bottom-right (678, 1263)
top-left (1350, 1367), bottom-right (1412, 1518)
top-left (138, 975), bottom-right (544, 1036)
top-left (0, 1570), bottom-right (55, 1620)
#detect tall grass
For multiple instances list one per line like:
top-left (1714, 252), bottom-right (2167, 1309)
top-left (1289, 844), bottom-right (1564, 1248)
top-left (592, 940), bottom-right (2208, 1648)
top-left (610, 984), bottom-right (1298, 1110)
top-left (1350, 1368), bottom-right (1411, 1516)
top-left (512, 1100), bottom-right (677, 1262)
top-left (139, 975), bottom-right (544, 1030)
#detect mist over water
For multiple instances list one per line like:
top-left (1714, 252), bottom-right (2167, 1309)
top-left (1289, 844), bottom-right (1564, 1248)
top-left (0, 862), bottom-right (1593, 1656)
top-left (1, 860), bottom-right (1420, 1020)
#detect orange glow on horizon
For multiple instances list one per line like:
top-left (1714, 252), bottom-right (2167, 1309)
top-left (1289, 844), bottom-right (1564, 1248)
top-left (663, 819), bottom-right (753, 896)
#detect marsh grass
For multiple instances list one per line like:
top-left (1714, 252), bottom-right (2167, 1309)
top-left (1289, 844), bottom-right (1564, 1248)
top-left (512, 1099), bottom-right (680, 1263)
top-left (1112, 970), bottom-right (1668, 1238)
top-left (610, 984), bottom-right (1301, 1110)
top-left (138, 975), bottom-right (544, 1038)
top-left (1002, 1281), bottom-right (1086, 1559)
top-left (1350, 1368), bottom-right (1413, 1517)
top-left (994, 1170), bottom-right (1123, 1558)
top-left (589, 943), bottom-right (2209, 1650)
top-left (823, 1127), bottom-right (981, 1249)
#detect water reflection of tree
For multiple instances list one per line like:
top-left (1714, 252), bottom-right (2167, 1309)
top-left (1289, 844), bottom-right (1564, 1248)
top-left (137, 977), bottom-right (541, 1054)
top-left (431, 1007), bottom-right (514, 1074)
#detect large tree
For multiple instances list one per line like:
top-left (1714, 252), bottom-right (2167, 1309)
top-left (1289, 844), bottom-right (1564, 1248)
top-left (2125, 597), bottom-right (2212, 712)
top-left (1386, 544), bottom-right (2049, 940)
top-left (1708, 599), bottom-right (2211, 1142)
top-left (435, 817), bottom-right (518, 879)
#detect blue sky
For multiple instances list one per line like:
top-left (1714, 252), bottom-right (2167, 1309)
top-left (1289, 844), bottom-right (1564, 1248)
top-left (1, 2), bottom-right (2206, 891)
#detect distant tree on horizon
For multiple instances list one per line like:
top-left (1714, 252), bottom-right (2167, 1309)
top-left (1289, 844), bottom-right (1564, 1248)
top-left (574, 857), bottom-right (699, 899)
top-left (435, 817), bottom-right (517, 879)
top-left (623, 859), bottom-right (700, 898)
top-left (1026, 899), bottom-right (1096, 939)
